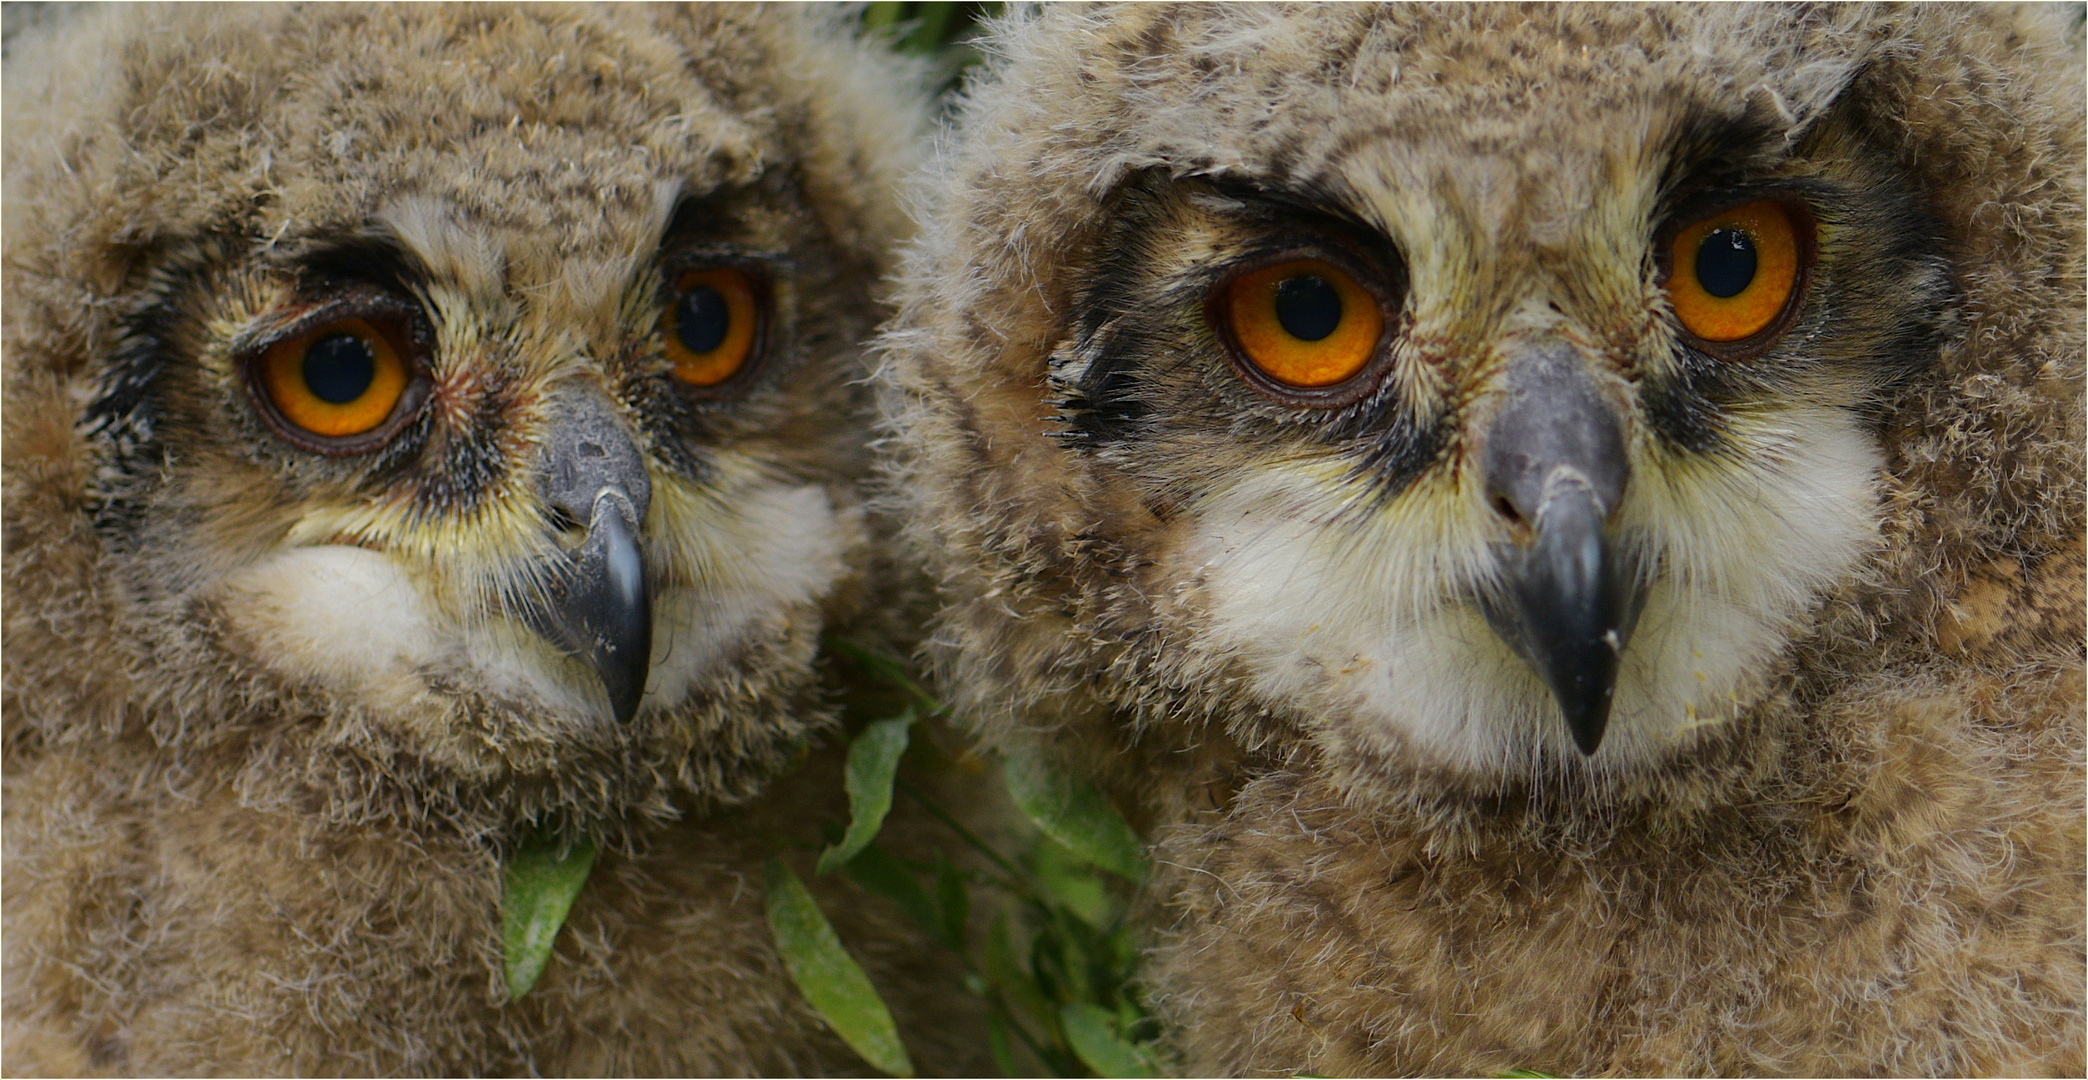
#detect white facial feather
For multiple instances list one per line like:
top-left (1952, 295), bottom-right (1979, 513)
top-left (215, 480), bottom-right (853, 730)
top-left (1187, 404), bottom-right (1881, 778)
top-left (645, 479), bottom-right (857, 704)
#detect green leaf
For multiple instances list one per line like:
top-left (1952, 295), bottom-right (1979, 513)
top-left (985, 1012), bottom-right (1022, 1078)
top-left (1060, 1002), bottom-right (1157, 1078)
top-left (818, 709), bottom-right (916, 876)
top-left (1033, 835), bottom-right (1114, 927)
top-left (845, 843), bottom-right (941, 941)
top-left (1102, 919), bottom-right (1142, 976)
top-left (1115, 996), bottom-right (1148, 1042)
top-left (983, 908), bottom-right (1058, 1034)
top-left (863, 1), bottom-right (907, 35)
top-left (502, 832), bottom-right (598, 1000)
top-left (898, 2), bottom-right (956, 53)
top-left (765, 858), bottom-right (916, 1077)
top-left (1003, 753), bottom-right (1149, 883)
top-left (1035, 907), bottom-right (1095, 1005)
top-left (933, 851), bottom-right (970, 951)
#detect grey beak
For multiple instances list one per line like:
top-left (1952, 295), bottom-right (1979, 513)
top-left (1478, 340), bottom-right (1641, 755)
top-left (528, 387), bottom-right (653, 725)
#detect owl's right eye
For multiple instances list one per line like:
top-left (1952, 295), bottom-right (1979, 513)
top-left (1214, 258), bottom-right (1387, 399)
top-left (251, 316), bottom-right (420, 451)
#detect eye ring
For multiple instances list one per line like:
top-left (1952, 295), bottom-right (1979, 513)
top-left (660, 265), bottom-right (768, 396)
top-left (245, 308), bottom-right (429, 455)
top-left (1657, 194), bottom-right (1817, 361)
top-left (1207, 250), bottom-right (1399, 408)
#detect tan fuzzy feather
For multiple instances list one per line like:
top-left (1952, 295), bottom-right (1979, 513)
top-left (3, 4), bottom-right (989, 1074)
top-left (880, 4), bottom-right (2084, 1074)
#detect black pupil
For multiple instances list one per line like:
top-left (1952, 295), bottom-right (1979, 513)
top-left (1274, 274), bottom-right (1343, 342)
top-left (676, 286), bottom-right (730, 355)
top-left (1695, 227), bottom-right (1758, 299)
top-left (303, 333), bottom-right (377, 404)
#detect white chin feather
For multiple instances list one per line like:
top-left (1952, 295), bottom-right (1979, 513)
top-left (212, 481), bottom-right (852, 729)
top-left (1185, 406), bottom-right (1881, 778)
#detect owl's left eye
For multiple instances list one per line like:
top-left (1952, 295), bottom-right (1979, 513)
top-left (1663, 198), bottom-right (1812, 352)
top-left (251, 316), bottom-right (420, 450)
top-left (662, 267), bottom-right (765, 391)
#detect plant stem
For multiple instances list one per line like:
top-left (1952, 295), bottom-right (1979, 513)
top-left (895, 775), bottom-right (1025, 881)
top-left (825, 635), bottom-right (949, 716)
top-left (994, 1002), bottom-right (1061, 1074)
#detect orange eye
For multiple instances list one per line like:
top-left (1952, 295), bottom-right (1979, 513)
top-left (1666, 199), bottom-right (1803, 344)
top-left (1223, 259), bottom-right (1385, 389)
top-left (662, 268), bottom-right (761, 387)
top-left (255, 317), bottom-right (412, 439)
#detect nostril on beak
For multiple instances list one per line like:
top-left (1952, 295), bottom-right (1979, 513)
top-left (1490, 490), bottom-right (1536, 545)
top-left (545, 504), bottom-right (584, 540)
top-left (526, 385), bottom-right (655, 725)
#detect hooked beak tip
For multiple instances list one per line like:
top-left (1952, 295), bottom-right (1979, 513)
top-left (1478, 338), bottom-right (1637, 758)
top-left (526, 489), bottom-right (653, 726)
top-left (1483, 483), bottom-right (1638, 759)
top-left (527, 387), bottom-right (655, 725)
top-left (579, 495), bottom-right (652, 725)
top-left (1562, 688), bottom-right (1613, 756)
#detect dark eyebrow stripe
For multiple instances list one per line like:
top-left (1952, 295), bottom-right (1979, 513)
top-left (1656, 102), bottom-right (1816, 216)
top-left (293, 237), bottom-right (430, 296)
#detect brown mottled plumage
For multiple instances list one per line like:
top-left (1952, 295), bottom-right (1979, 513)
top-left (880, 4), bottom-right (2083, 1075)
top-left (4, 4), bottom-right (986, 1075)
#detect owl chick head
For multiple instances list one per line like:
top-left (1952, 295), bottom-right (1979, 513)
top-left (3, 5), bottom-right (927, 834)
top-left (883, 4), bottom-right (2082, 806)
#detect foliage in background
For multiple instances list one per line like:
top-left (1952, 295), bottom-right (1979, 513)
top-left (765, 637), bottom-right (1164, 1078)
top-left (863, 1), bottom-right (1000, 95)
top-left (768, 855), bottom-right (917, 1076)
top-left (758, 12), bottom-right (1156, 1075)
top-left (502, 832), bottom-right (597, 1000)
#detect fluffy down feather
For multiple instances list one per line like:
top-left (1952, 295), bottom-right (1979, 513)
top-left (3, 4), bottom-right (987, 1074)
top-left (880, 4), bottom-right (2083, 1075)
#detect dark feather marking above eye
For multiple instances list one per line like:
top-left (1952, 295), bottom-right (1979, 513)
top-left (293, 237), bottom-right (432, 298)
top-left (1198, 175), bottom-right (1387, 247)
top-left (1655, 108), bottom-right (1804, 217)
top-left (83, 289), bottom-right (180, 539)
top-left (657, 178), bottom-right (777, 253)
top-left (661, 195), bottom-right (713, 248)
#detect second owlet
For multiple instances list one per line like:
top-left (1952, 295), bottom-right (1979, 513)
top-left (4, 4), bottom-right (988, 1075)
top-left (882, 4), bottom-right (2083, 1076)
